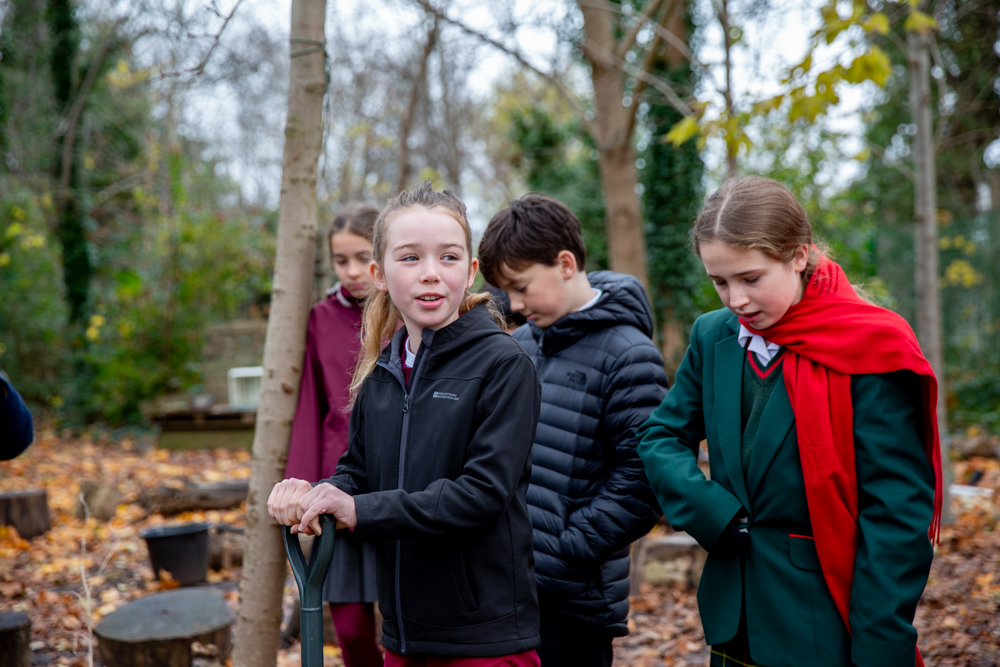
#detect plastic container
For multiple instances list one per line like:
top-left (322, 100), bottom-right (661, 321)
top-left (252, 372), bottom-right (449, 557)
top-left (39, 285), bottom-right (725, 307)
top-left (139, 522), bottom-right (210, 586)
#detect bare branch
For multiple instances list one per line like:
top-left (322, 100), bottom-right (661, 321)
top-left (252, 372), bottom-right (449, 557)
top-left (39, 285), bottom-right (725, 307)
top-left (865, 139), bottom-right (916, 182)
top-left (583, 35), bottom-right (692, 117)
top-left (617, 0), bottom-right (665, 58)
top-left (58, 28), bottom-right (119, 197)
top-left (578, 0), bottom-right (696, 65)
top-left (152, 0), bottom-right (246, 81)
top-left (410, 0), bottom-right (600, 138)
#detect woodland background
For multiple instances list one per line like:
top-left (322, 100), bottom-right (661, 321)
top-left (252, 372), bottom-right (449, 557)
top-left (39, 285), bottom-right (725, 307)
top-left (0, 0), bottom-right (997, 432)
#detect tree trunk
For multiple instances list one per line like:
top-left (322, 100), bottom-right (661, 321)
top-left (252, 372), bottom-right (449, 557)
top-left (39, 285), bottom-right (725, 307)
top-left (0, 489), bottom-right (51, 539)
top-left (231, 2), bottom-right (327, 665)
top-left (579, 2), bottom-right (649, 289)
top-left (908, 27), bottom-right (952, 520)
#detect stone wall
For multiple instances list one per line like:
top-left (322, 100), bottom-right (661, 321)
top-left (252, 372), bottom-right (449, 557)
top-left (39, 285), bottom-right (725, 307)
top-left (201, 320), bottom-right (268, 405)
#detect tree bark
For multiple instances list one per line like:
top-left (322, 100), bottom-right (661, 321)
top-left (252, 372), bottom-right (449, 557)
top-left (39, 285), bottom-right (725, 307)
top-left (579, 1), bottom-right (649, 289)
top-left (231, 2), bottom-right (326, 665)
top-left (908, 26), bottom-right (952, 520)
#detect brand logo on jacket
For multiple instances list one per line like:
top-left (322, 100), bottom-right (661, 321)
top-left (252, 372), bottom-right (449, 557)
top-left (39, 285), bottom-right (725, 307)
top-left (567, 371), bottom-right (587, 386)
top-left (433, 391), bottom-right (460, 401)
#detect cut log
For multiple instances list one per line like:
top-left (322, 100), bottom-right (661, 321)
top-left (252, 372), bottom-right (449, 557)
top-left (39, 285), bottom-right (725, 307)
top-left (0, 489), bottom-right (51, 538)
top-left (76, 481), bottom-right (122, 522)
top-left (208, 526), bottom-right (245, 570)
top-left (95, 588), bottom-right (232, 667)
top-left (140, 480), bottom-right (248, 514)
top-left (0, 611), bottom-right (31, 667)
top-left (643, 532), bottom-right (707, 590)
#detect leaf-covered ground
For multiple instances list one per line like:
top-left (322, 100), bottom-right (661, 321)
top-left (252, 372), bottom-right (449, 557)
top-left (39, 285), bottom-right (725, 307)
top-left (2, 435), bottom-right (998, 666)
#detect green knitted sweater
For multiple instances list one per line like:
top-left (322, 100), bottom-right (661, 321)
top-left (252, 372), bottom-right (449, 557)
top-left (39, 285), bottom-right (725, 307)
top-left (740, 348), bottom-right (786, 476)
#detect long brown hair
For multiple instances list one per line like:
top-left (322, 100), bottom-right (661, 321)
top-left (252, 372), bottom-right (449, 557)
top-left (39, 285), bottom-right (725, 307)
top-left (349, 182), bottom-right (498, 401)
top-left (692, 176), bottom-right (820, 282)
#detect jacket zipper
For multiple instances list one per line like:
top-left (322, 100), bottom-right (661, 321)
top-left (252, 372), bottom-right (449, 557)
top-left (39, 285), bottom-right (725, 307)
top-left (376, 351), bottom-right (419, 655)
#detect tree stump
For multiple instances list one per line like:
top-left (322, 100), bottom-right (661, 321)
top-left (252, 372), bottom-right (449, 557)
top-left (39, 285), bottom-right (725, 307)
top-left (0, 611), bottom-right (31, 667)
top-left (95, 589), bottom-right (232, 667)
top-left (0, 489), bottom-right (51, 538)
top-left (75, 481), bottom-right (122, 522)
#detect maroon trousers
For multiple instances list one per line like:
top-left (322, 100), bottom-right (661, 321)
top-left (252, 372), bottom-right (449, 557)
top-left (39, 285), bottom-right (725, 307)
top-left (329, 603), bottom-right (383, 667)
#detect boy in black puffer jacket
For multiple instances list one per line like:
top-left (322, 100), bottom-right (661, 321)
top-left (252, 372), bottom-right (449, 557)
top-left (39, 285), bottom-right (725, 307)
top-left (479, 195), bottom-right (668, 667)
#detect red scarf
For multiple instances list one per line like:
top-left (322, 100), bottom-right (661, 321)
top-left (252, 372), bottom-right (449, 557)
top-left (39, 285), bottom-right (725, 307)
top-left (742, 256), bottom-right (941, 665)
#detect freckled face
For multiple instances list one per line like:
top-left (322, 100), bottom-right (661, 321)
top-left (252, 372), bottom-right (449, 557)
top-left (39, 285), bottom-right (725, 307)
top-left (699, 241), bottom-right (809, 329)
top-left (330, 231), bottom-right (374, 298)
top-left (371, 207), bottom-right (478, 335)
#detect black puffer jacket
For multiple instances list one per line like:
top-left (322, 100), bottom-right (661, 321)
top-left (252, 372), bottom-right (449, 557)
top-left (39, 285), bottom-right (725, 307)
top-left (325, 305), bottom-right (542, 657)
top-left (513, 271), bottom-right (668, 636)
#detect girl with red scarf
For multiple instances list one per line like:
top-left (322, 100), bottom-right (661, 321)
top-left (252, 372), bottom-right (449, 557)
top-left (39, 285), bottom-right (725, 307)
top-left (283, 204), bottom-right (383, 667)
top-left (637, 176), bottom-right (941, 667)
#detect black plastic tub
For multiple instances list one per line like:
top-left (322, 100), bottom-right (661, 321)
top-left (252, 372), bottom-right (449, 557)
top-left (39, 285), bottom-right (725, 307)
top-left (139, 522), bottom-right (210, 586)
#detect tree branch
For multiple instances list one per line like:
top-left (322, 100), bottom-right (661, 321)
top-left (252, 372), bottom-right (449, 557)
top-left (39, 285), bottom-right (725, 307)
top-left (583, 35), bottom-right (692, 117)
top-left (152, 0), bottom-right (245, 81)
top-left (58, 29), bottom-right (118, 197)
top-left (865, 138), bottom-right (916, 183)
top-left (410, 0), bottom-right (600, 138)
top-left (617, 0), bottom-right (665, 58)
top-left (578, 0), bottom-right (697, 65)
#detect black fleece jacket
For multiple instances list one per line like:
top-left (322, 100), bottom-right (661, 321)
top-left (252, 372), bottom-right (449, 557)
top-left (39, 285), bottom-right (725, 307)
top-left (513, 271), bottom-right (668, 636)
top-left (324, 305), bottom-right (542, 658)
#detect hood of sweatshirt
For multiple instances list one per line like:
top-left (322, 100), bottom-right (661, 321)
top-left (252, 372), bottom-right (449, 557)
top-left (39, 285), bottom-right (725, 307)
top-left (526, 270), bottom-right (655, 354)
top-left (379, 303), bottom-right (507, 373)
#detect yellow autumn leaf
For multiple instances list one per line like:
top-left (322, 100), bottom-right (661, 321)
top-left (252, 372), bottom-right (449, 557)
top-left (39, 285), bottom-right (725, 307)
top-left (904, 9), bottom-right (937, 34)
top-left (0, 253), bottom-right (10, 267)
top-left (865, 12), bottom-right (890, 35)
top-left (665, 116), bottom-right (700, 148)
top-left (845, 46), bottom-right (892, 86)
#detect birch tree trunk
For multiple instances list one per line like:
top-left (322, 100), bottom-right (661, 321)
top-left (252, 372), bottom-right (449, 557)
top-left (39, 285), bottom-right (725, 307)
top-left (908, 26), bottom-right (952, 520)
top-left (579, 2), bottom-right (649, 289)
top-left (232, 2), bottom-right (326, 665)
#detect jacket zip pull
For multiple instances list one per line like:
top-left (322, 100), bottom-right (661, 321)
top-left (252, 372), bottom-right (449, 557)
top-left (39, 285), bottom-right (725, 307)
top-left (403, 394), bottom-right (409, 413)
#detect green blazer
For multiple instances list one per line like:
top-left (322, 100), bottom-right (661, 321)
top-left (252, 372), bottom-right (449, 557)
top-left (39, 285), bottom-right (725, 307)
top-left (636, 308), bottom-right (934, 667)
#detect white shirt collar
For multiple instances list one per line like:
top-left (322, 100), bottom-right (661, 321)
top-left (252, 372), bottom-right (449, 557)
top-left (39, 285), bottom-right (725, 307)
top-left (738, 324), bottom-right (782, 366)
top-left (403, 336), bottom-right (417, 368)
top-left (576, 288), bottom-right (603, 312)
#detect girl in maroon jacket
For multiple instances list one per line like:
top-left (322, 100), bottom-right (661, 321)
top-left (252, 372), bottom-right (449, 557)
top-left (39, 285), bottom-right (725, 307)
top-left (284, 204), bottom-right (382, 667)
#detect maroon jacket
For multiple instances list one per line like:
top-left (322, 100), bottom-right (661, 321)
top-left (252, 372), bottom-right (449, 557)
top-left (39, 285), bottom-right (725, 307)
top-left (285, 285), bottom-right (363, 482)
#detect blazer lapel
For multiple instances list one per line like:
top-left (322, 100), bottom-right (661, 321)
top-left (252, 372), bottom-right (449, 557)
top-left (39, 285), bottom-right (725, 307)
top-left (746, 374), bottom-right (796, 498)
top-left (713, 334), bottom-right (752, 511)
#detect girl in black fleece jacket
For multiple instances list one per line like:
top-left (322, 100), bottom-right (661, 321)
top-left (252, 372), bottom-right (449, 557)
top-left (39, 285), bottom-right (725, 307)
top-left (269, 183), bottom-right (542, 666)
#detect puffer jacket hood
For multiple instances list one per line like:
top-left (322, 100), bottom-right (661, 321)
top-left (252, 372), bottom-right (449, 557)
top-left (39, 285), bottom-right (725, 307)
top-left (514, 271), bottom-right (668, 636)
top-left (526, 271), bottom-right (655, 353)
